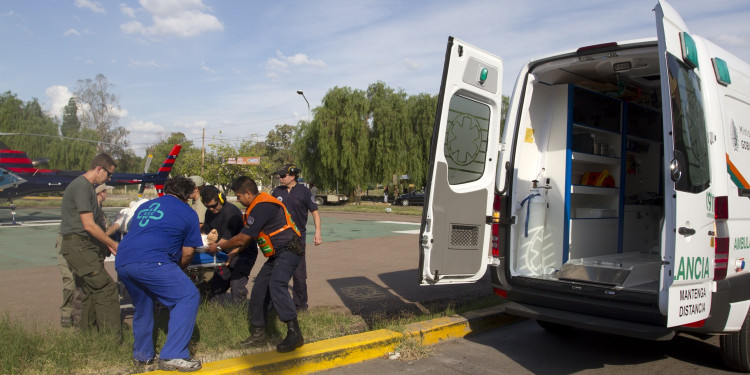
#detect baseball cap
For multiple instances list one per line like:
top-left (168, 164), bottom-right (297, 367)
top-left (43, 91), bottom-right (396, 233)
top-left (189, 175), bottom-right (205, 187)
top-left (274, 164), bottom-right (299, 176)
top-left (95, 184), bottom-right (111, 194)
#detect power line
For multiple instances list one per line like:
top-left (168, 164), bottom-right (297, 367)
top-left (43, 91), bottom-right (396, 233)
top-left (0, 132), bottom-right (122, 147)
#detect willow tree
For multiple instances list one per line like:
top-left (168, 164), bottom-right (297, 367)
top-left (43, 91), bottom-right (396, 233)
top-left (0, 91), bottom-right (96, 170)
top-left (367, 81), bottom-right (410, 186)
top-left (405, 93), bottom-right (437, 189)
top-left (295, 86), bottom-right (370, 194)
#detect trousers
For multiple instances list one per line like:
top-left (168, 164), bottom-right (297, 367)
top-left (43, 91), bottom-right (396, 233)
top-left (249, 249), bottom-right (301, 327)
top-left (57, 251), bottom-right (85, 322)
top-left (291, 236), bottom-right (308, 310)
top-left (117, 262), bottom-right (200, 361)
top-left (209, 247), bottom-right (258, 304)
top-left (60, 236), bottom-right (121, 336)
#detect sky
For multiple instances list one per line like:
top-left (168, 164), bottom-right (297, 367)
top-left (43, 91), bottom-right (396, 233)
top-left (1, 0), bottom-right (749, 157)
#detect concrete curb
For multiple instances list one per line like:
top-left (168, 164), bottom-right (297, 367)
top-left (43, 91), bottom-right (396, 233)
top-left (140, 305), bottom-right (521, 374)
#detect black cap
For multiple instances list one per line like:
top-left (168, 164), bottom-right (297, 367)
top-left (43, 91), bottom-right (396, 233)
top-left (274, 164), bottom-right (300, 176)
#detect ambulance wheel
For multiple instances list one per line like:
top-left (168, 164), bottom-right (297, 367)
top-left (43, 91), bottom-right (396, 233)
top-left (314, 197), bottom-right (324, 206)
top-left (536, 319), bottom-right (571, 333)
top-left (721, 311), bottom-right (750, 372)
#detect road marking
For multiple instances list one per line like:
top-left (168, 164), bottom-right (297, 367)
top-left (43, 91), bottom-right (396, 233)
top-left (0, 220), bottom-right (61, 228)
top-left (376, 221), bottom-right (419, 225)
top-left (394, 229), bottom-right (420, 234)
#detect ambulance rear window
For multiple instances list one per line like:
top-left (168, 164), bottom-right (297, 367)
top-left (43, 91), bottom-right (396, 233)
top-left (667, 54), bottom-right (710, 193)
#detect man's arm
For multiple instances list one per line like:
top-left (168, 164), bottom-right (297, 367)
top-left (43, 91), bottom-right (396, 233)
top-left (180, 246), bottom-right (196, 269)
top-left (105, 223), bottom-right (120, 236)
top-left (311, 210), bottom-right (322, 246)
top-left (81, 212), bottom-right (118, 254)
top-left (206, 232), bottom-right (253, 253)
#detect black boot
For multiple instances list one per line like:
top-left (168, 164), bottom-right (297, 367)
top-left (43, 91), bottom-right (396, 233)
top-left (240, 326), bottom-right (267, 348)
top-left (276, 319), bottom-right (304, 353)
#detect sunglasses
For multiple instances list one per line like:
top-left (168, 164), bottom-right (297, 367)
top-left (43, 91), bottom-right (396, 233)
top-left (98, 165), bottom-right (113, 178)
top-left (205, 202), bottom-right (219, 209)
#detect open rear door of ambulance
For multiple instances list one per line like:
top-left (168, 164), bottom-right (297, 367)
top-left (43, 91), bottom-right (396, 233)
top-left (656, 0), bottom-right (714, 327)
top-left (419, 37), bottom-right (503, 285)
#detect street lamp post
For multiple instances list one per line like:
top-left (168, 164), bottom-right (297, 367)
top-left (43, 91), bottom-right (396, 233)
top-left (297, 90), bottom-right (310, 123)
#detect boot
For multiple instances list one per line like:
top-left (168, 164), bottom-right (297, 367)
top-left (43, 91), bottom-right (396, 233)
top-left (276, 319), bottom-right (304, 353)
top-left (240, 326), bottom-right (267, 348)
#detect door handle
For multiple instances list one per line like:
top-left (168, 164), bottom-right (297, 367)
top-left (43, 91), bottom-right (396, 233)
top-left (678, 227), bottom-right (696, 236)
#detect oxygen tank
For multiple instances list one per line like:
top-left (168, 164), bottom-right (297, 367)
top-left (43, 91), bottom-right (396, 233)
top-left (515, 181), bottom-right (548, 276)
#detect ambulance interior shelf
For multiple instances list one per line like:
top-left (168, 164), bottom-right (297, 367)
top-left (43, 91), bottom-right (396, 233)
top-left (563, 85), bottom-right (663, 288)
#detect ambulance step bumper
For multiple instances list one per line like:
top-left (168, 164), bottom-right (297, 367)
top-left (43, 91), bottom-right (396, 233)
top-left (502, 301), bottom-right (675, 341)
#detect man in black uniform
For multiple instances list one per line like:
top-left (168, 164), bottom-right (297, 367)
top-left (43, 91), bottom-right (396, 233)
top-left (206, 176), bottom-right (304, 353)
top-left (272, 164), bottom-right (322, 312)
top-left (201, 186), bottom-right (257, 304)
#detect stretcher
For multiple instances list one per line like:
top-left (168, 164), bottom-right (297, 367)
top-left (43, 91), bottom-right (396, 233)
top-left (184, 235), bottom-right (227, 286)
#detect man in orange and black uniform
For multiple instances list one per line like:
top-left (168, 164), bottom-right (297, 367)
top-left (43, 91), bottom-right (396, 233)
top-left (206, 176), bottom-right (305, 353)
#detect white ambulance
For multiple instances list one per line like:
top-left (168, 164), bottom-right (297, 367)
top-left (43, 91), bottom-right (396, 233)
top-left (419, 0), bottom-right (750, 370)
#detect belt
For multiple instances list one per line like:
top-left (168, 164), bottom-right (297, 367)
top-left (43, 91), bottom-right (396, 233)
top-left (62, 233), bottom-right (90, 241)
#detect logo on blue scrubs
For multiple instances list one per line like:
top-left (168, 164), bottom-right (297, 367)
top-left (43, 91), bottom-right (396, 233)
top-left (137, 202), bottom-right (164, 227)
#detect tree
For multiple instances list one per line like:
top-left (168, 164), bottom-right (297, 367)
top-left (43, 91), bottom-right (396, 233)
top-left (367, 81), bottom-right (410, 186)
top-left (297, 86), bottom-right (370, 194)
top-left (405, 93), bottom-right (437, 188)
top-left (0, 91), bottom-right (97, 170)
top-left (74, 74), bottom-right (130, 158)
top-left (264, 124), bottom-right (295, 167)
top-left (60, 97), bottom-right (81, 137)
top-left (146, 132), bottom-right (199, 177)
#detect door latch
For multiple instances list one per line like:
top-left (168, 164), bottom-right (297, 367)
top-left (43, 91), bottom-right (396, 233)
top-left (678, 227), bottom-right (696, 236)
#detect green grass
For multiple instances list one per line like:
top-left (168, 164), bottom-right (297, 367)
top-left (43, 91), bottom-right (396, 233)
top-left (0, 296), bottom-right (501, 374)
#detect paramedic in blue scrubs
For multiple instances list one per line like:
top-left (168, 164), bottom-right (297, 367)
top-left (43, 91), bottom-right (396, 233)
top-left (115, 176), bottom-right (203, 372)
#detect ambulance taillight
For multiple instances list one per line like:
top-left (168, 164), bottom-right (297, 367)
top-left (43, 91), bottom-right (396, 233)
top-left (491, 193), bottom-right (501, 257)
top-left (714, 196), bottom-right (729, 281)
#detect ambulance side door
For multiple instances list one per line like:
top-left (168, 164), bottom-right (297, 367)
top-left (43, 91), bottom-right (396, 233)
top-left (656, 0), bottom-right (714, 327)
top-left (419, 37), bottom-right (503, 285)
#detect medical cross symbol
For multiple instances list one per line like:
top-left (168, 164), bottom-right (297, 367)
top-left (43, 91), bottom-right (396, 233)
top-left (137, 202), bottom-right (164, 227)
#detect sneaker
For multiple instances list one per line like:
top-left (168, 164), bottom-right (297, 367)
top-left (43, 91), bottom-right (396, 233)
top-left (133, 358), bottom-right (155, 371)
top-left (60, 316), bottom-right (73, 328)
top-left (158, 358), bottom-right (202, 372)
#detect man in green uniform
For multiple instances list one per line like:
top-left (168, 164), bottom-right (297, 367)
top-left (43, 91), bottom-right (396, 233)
top-left (59, 154), bottom-right (121, 338)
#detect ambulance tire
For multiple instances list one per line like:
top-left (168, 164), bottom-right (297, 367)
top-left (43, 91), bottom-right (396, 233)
top-left (720, 311), bottom-right (750, 372)
top-left (314, 197), bottom-right (324, 206)
top-left (536, 319), bottom-right (571, 333)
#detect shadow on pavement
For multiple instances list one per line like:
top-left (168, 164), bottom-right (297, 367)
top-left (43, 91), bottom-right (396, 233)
top-left (328, 268), bottom-right (494, 329)
top-left (327, 276), bottom-right (423, 328)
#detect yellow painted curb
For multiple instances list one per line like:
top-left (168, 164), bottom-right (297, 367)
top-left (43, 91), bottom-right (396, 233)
top-left (138, 306), bottom-right (518, 374)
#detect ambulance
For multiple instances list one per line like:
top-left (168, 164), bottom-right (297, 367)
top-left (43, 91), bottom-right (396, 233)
top-left (419, 1), bottom-right (750, 370)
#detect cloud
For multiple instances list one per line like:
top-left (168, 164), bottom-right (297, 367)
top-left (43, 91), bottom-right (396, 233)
top-left (129, 120), bottom-right (165, 132)
top-left (715, 34), bottom-right (748, 47)
top-left (128, 59), bottom-right (163, 68)
top-left (63, 28), bottom-right (81, 37)
top-left (75, 0), bottom-right (105, 13)
top-left (44, 85), bottom-right (74, 119)
top-left (200, 62), bottom-right (215, 73)
top-left (120, 0), bottom-right (223, 38)
top-left (265, 51), bottom-right (326, 77)
top-left (120, 4), bottom-right (135, 18)
top-left (403, 58), bottom-right (420, 71)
